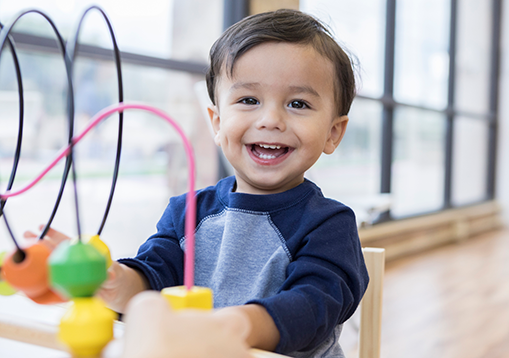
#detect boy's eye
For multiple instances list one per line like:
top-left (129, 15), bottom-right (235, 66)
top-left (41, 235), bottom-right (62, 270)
top-left (288, 100), bottom-right (309, 109)
top-left (240, 98), bottom-right (259, 105)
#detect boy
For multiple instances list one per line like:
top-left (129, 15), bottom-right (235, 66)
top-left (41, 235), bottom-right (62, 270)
top-left (35, 9), bottom-right (368, 358)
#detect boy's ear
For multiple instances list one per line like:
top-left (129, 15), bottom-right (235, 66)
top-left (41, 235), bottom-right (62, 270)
top-left (323, 115), bottom-right (349, 155)
top-left (207, 105), bottom-right (221, 146)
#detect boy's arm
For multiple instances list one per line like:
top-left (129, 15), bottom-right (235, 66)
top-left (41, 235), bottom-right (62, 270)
top-left (248, 207), bottom-right (369, 354)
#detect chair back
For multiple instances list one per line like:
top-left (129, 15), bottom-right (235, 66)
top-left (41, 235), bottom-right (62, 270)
top-left (359, 247), bottom-right (385, 358)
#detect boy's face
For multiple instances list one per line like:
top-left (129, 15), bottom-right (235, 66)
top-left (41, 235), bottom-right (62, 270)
top-left (208, 42), bottom-right (348, 195)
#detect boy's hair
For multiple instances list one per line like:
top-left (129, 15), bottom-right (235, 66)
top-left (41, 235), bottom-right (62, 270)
top-left (205, 9), bottom-right (356, 116)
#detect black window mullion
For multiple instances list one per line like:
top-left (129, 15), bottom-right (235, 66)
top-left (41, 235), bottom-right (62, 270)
top-left (215, 0), bottom-right (250, 180)
top-left (222, 0), bottom-right (249, 31)
top-left (378, 0), bottom-right (397, 221)
top-left (487, 0), bottom-right (502, 199)
top-left (9, 31), bottom-right (208, 74)
top-left (443, 0), bottom-right (457, 209)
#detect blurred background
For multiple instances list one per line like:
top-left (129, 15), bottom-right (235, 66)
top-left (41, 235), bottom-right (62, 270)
top-left (0, 0), bottom-right (508, 357)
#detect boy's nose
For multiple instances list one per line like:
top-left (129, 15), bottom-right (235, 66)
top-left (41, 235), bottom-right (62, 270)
top-left (255, 106), bottom-right (287, 131)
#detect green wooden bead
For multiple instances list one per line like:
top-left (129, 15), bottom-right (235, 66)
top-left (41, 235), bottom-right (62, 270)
top-left (49, 241), bottom-right (107, 298)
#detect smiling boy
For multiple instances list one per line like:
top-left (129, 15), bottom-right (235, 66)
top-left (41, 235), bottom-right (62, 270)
top-left (40, 9), bottom-right (369, 358)
top-left (208, 41), bottom-right (347, 195)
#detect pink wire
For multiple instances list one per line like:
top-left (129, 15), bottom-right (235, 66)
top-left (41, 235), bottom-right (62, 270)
top-left (0, 103), bottom-right (196, 289)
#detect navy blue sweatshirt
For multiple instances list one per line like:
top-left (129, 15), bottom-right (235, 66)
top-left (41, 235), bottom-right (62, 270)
top-left (119, 176), bottom-right (368, 357)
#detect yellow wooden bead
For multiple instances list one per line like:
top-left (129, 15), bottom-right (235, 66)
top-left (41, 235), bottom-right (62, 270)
top-left (59, 297), bottom-right (115, 357)
top-left (84, 235), bottom-right (112, 268)
top-left (161, 286), bottom-right (213, 311)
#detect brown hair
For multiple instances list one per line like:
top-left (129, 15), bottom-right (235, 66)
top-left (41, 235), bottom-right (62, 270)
top-left (205, 9), bottom-right (356, 116)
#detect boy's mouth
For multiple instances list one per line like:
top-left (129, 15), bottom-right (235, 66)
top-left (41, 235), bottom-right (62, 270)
top-left (248, 143), bottom-right (292, 162)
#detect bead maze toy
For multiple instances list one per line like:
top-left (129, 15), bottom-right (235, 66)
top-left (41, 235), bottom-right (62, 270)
top-left (0, 6), bottom-right (214, 357)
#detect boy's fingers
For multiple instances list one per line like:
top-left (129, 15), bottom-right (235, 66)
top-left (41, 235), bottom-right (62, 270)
top-left (108, 268), bottom-right (116, 281)
top-left (43, 227), bottom-right (71, 243)
top-left (25, 225), bottom-right (70, 243)
top-left (23, 230), bottom-right (38, 239)
top-left (100, 268), bottom-right (117, 289)
top-left (99, 262), bottom-right (120, 290)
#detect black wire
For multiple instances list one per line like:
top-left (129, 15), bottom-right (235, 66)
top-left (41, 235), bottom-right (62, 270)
top-left (0, 23), bottom-right (24, 206)
top-left (65, 5), bottom-right (124, 237)
top-left (69, 140), bottom-right (82, 241)
top-left (0, 21), bottom-right (24, 251)
top-left (0, 10), bottom-right (76, 242)
top-left (1, 207), bottom-right (23, 254)
top-left (63, 37), bottom-right (82, 242)
top-left (0, 7), bottom-right (124, 244)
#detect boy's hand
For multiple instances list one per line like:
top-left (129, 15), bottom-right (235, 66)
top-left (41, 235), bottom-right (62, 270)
top-left (23, 225), bottom-right (146, 312)
top-left (97, 261), bottom-right (148, 313)
top-left (23, 225), bottom-right (71, 250)
top-left (122, 291), bottom-right (252, 358)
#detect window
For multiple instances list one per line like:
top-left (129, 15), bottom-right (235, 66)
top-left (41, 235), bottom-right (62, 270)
top-left (300, 0), bottom-right (500, 220)
top-left (0, 0), bottom-right (502, 254)
top-left (0, 0), bottom-right (222, 256)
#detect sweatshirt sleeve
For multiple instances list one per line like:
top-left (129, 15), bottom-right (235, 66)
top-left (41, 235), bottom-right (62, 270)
top-left (247, 208), bottom-right (369, 354)
top-left (118, 200), bottom-right (184, 291)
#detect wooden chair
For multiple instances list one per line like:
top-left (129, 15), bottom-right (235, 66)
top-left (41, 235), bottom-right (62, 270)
top-left (358, 247), bottom-right (386, 358)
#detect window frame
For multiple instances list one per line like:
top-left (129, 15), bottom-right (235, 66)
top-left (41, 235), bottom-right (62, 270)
top-left (7, 0), bottom-right (501, 222)
top-left (372, 0), bottom-right (501, 220)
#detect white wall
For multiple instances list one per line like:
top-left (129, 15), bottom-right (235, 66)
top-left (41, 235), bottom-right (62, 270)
top-left (496, 2), bottom-right (509, 225)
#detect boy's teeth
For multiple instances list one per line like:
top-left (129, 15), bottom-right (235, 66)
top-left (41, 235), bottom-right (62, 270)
top-left (259, 153), bottom-right (276, 159)
top-left (259, 144), bottom-right (281, 150)
top-left (251, 143), bottom-right (288, 160)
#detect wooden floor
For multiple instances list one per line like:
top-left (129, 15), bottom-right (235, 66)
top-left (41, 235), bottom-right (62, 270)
top-left (341, 228), bottom-right (509, 358)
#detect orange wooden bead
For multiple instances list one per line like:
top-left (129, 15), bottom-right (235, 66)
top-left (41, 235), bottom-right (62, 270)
top-left (30, 287), bottom-right (67, 304)
top-left (2, 242), bottom-right (66, 304)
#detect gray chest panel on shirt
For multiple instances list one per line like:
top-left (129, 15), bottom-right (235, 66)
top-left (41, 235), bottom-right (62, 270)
top-left (183, 208), bottom-right (291, 308)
